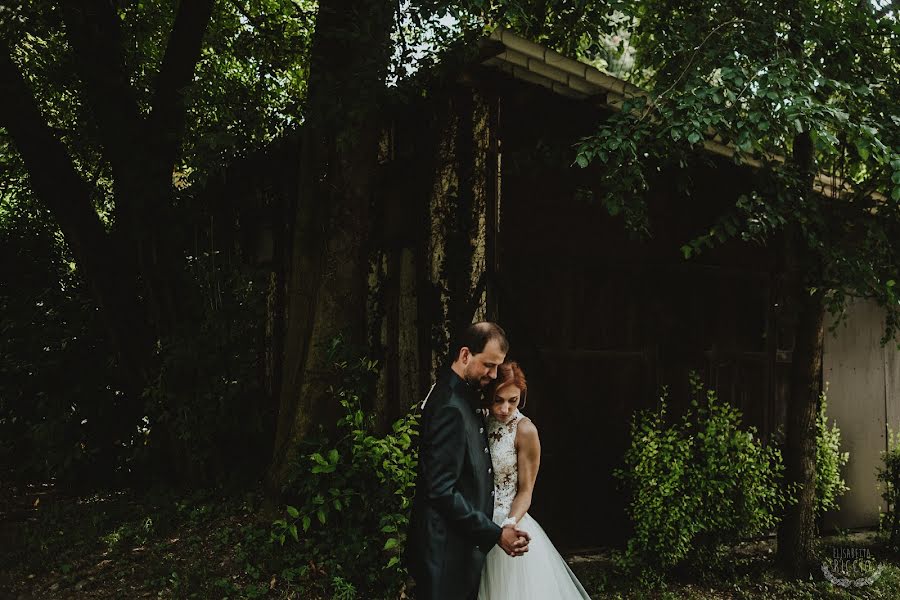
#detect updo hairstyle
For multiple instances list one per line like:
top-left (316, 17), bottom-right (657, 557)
top-left (484, 361), bottom-right (528, 408)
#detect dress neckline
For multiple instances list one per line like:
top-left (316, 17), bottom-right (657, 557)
top-left (489, 409), bottom-right (522, 427)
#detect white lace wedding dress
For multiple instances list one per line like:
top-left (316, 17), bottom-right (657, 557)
top-left (478, 409), bottom-right (592, 599)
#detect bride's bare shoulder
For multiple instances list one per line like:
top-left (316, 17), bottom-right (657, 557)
top-left (515, 417), bottom-right (540, 445)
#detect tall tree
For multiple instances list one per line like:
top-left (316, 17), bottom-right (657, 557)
top-left (268, 0), bottom-right (395, 491)
top-left (1, 0), bottom-right (313, 480)
top-left (0, 0), bottom-right (214, 395)
top-left (576, 0), bottom-right (899, 575)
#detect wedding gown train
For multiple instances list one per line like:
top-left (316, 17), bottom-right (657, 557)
top-left (477, 410), bottom-right (591, 600)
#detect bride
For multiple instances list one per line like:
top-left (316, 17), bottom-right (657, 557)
top-left (478, 361), bottom-right (591, 599)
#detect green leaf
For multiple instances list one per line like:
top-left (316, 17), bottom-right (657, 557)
top-left (687, 132), bottom-right (701, 144)
top-left (576, 154), bottom-right (589, 168)
top-left (383, 537), bottom-right (398, 550)
top-left (286, 505), bottom-right (299, 518)
top-left (316, 509), bottom-right (326, 525)
top-left (723, 220), bottom-right (737, 236)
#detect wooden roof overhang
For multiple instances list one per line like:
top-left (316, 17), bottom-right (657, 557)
top-left (478, 28), bottom-right (879, 203)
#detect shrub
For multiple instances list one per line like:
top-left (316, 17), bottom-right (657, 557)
top-left (877, 428), bottom-right (900, 547)
top-left (615, 373), bottom-right (789, 574)
top-left (271, 340), bottom-right (418, 598)
top-left (815, 387), bottom-right (850, 517)
top-left (0, 197), bottom-right (122, 485)
top-left (140, 264), bottom-right (271, 487)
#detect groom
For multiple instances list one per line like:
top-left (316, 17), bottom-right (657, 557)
top-left (407, 322), bottom-right (530, 600)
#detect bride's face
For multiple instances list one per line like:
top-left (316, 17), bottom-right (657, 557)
top-left (490, 385), bottom-right (521, 423)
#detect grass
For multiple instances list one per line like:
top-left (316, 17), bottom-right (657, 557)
top-left (2, 483), bottom-right (899, 599)
top-left (568, 532), bottom-right (900, 599)
top-left (0, 484), bottom-right (294, 599)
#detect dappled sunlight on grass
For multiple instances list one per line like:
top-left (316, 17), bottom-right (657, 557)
top-left (4, 484), bottom-right (900, 599)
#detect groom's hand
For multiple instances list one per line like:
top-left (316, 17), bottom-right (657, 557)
top-left (498, 526), bottom-right (530, 557)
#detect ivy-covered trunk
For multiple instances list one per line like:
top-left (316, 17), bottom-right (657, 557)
top-left (267, 0), bottom-right (394, 494)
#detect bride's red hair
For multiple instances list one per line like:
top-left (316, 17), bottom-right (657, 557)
top-left (486, 361), bottom-right (528, 408)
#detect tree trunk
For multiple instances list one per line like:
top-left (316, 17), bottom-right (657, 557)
top-left (267, 0), bottom-right (394, 493)
top-left (776, 114), bottom-right (823, 574)
top-left (2, 2), bottom-right (214, 483)
top-left (776, 248), bottom-right (825, 576)
top-left (775, 0), bottom-right (823, 568)
top-left (0, 49), bottom-right (153, 398)
top-left (61, 0), bottom-right (213, 337)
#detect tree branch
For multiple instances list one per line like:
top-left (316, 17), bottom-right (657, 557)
top-left (60, 1), bottom-right (147, 180)
top-left (641, 18), bottom-right (748, 122)
top-left (147, 0), bottom-right (214, 173)
top-left (0, 46), bottom-right (152, 386)
top-left (0, 48), bottom-right (109, 268)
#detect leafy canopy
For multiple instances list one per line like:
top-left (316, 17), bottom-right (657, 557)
top-left (576, 0), bottom-right (900, 340)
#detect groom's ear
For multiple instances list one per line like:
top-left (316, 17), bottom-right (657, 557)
top-left (459, 347), bottom-right (470, 364)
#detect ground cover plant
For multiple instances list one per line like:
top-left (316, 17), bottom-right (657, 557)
top-left (4, 485), bottom-right (900, 599)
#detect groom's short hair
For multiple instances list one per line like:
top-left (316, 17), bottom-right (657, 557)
top-left (450, 322), bottom-right (509, 360)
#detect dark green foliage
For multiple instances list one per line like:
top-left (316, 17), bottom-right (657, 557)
top-left (141, 258), bottom-right (273, 487)
top-left (575, 0), bottom-right (900, 340)
top-left (615, 374), bottom-right (789, 575)
top-left (0, 188), bottom-right (273, 487)
top-left (270, 341), bottom-right (418, 598)
top-left (0, 195), bottom-right (122, 485)
top-left (0, 0), bottom-right (311, 487)
top-left (878, 429), bottom-right (900, 548)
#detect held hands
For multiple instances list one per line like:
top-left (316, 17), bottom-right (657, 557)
top-left (498, 524), bottom-right (530, 557)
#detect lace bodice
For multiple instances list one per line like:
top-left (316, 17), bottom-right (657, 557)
top-left (486, 409), bottom-right (525, 524)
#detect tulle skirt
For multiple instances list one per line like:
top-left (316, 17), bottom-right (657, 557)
top-left (477, 513), bottom-right (592, 599)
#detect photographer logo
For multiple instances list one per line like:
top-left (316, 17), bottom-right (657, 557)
top-left (821, 546), bottom-right (882, 588)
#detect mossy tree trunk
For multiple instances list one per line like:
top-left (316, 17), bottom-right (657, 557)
top-left (267, 0), bottom-right (394, 493)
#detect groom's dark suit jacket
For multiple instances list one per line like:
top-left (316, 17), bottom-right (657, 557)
top-left (406, 368), bottom-right (501, 600)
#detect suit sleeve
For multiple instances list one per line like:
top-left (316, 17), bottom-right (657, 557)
top-left (423, 403), bottom-right (502, 549)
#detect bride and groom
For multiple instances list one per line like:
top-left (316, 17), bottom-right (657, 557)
top-left (406, 322), bottom-right (591, 600)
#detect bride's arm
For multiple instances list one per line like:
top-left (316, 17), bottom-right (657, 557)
top-left (506, 418), bottom-right (541, 525)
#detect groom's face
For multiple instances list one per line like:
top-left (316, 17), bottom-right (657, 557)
top-left (462, 338), bottom-right (507, 389)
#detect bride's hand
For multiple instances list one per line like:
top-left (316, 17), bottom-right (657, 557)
top-left (498, 526), bottom-right (530, 556)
